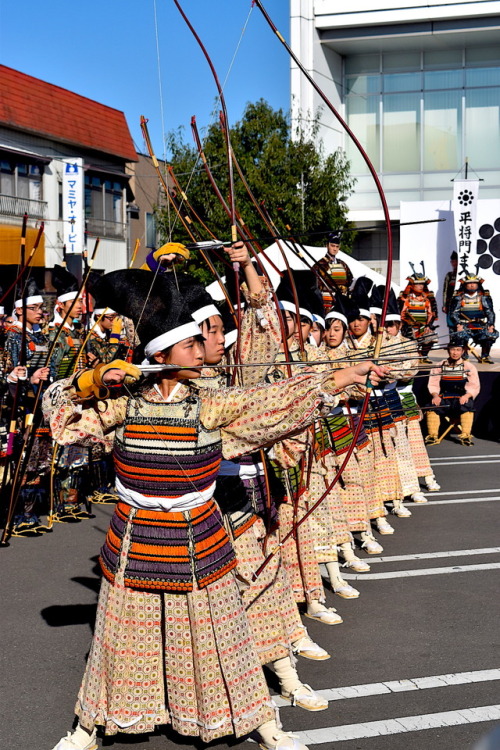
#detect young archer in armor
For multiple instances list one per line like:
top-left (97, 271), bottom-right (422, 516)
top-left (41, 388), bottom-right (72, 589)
top-left (379, 291), bottom-right (440, 492)
top-left (4, 279), bottom-right (52, 534)
top-left (49, 265), bottom-right (86, 378)
top-left (398, 262), bottom-right (438, 363)
top-left (181, 250), bottom-right (332, 711)
top-left (448, 270), bottom-right (498, 364)
top-left (425, 340), bottom-right (480, 446)
top-left (43, 266), bottom-right (387, 750)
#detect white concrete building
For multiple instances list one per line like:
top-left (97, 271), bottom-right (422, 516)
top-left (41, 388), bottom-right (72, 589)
top-left (290, 0), bottom-right (500, 266)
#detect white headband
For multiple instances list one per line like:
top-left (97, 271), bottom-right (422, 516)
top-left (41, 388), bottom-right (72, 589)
top-left (385, 313), bottom-right (401, 322)
top-left (325, 310), bottom-right (347, 326)
top-left (15, 295), bottom-right (43, 308)
top-left (224, 328), bottom-right (238, 348)
top-left (312, 314), bottom-right (325, 328)
top-left (0, 307), bottom-right (4, 315)
top-left (358, 308), bottom-right (371, 319)
top-left (144, 321), bottom-right (202, 358)
top-left (279, 300), bottom-right (296, 315)
top-left (57, 291), bottom-right (79, 304)
top-left (278, 301), bottom-right (313, 322)
top-left (93, 307), bottom-right (116, 316)
top-left (192, 304), bottom-right (221, 325)
top-left (370, 306), bottom-right (382, 315)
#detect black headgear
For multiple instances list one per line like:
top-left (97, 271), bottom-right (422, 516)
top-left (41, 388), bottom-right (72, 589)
top-left (351, 277), bottom-right (373, 319)
top-left (51, 264), bottom-right (79, 302)
top-left (92, 270), bottom-right (201, 357)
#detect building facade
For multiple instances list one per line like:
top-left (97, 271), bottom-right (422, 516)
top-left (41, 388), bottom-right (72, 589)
top-left (0, 65), bottom-right (137, 300)
top-left (291, 0), bottom-right (500, 270)
top-left (127, 153), bottom-right (169, 269)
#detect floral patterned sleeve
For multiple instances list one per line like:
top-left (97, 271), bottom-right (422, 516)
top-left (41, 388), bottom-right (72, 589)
top-left (383, 335), bottom-right (419, 380)
top-left (200, 370), bottom-right (339, 459)
top-left (42, 377), bottom-right (127, 450)
top-left (238, 278), bottom-right (282, 387)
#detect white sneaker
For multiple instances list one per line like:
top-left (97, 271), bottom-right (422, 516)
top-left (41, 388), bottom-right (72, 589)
top-left (257, 729), bottom-right (310, 750)
top-left (281, 683), bottom-right (328, 711)
top-left (411, 492), bottom-right (428, 503)
top-left (425, 476), bottom-right (441, 491)
top-left (342, 557), bottom-right (371, 572)
top-left (392, 504), bottom-right (412, 517)
top-left (375, 518), bottom-right (394, 535)
top-left (304, 607), bottom-right (343, 625)
top-left (361, 538), bottom-right (384, 554)
top-left (333, 582), bottom-right (360, 599)
top-left (51, 729), bottom-right (98, 750)
top-left (292, 635), bottom-right (330, 661)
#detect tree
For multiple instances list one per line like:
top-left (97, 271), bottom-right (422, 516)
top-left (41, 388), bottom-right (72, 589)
top-left (156, 100), bottom-right (356, 283)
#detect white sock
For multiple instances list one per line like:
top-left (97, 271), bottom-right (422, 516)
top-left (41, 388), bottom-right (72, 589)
top-left (69, 725), bottom-right (95, 748)
top-left (273, 656), bottom-right (302, 694)
top-left (307, 599), bottom-right (328, 616)
top-left (360, 530), bottom-right (375, 542)
top-left (338, 541), bottom-right (357, 561)
top-left (257, 719), bottom-right (282, 746)
top-left (325, 560), bottom-right (345, 588)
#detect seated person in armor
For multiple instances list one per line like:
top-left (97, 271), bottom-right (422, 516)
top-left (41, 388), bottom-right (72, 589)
top-left (448, 271), bottom-right (498, 364)
top-left (425, 340), bottom-right (480, 446)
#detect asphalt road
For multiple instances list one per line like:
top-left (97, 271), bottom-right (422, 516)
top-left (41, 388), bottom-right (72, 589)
top-left (1, 434), bottom-right (499, 750)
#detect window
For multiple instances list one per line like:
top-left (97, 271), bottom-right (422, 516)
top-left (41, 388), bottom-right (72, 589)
top-left (146, 212), bottom-right (157, 248)
top-left (465, 87), bottom-right (500, 169)
top-left (84, 174), bottom-right (125, 238)
top-left (383, 93), bottom-right (420, 172)
top-left (0, 159), bottom-right (42, 199)
top-left (345, 46), bottom-right (500, 178)
top-left (423, 90), bottom-right (461, 171)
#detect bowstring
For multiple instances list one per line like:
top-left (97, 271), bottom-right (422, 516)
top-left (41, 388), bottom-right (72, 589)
top-left (155, 4), bottom-right (253, 241)
top-left (153, 0), bottom-right (172, 240)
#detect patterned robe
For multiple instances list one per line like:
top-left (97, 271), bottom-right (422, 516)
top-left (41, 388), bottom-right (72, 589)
top-left (42, 368), bottom-right (339, 739)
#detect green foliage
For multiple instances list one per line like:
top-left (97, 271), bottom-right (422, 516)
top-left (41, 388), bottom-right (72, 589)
top-left (155, 100), bottom-right (356, 282)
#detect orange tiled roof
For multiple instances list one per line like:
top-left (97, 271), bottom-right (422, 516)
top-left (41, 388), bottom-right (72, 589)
top-left (0, 65), bottom-right (137, 162)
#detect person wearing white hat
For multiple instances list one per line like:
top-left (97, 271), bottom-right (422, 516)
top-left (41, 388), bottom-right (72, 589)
top-left (4, 279), bottom-right (52, 533)
top-left (49, 265), bottom-right (85, 379)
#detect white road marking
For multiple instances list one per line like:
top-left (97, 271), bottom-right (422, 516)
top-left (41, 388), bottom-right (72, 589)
top-left (295, 705), bottom-right (500, 744)
top-left (274, 669), bottom-right (500, 707)
top-left (431, 497), bottom-right (500, 505)
top-left (393, 496), bottom-right (500, 505)
top-left (430, 460), bottom-right (500, 467)
top-left (341, 562), bottom-right (500, 580)
top-left (357, 548), bottom-right (500, 564)
top-left (431, 454), bottom-right (500, 462)
top-left (426, 488), bottom-right (500, 496)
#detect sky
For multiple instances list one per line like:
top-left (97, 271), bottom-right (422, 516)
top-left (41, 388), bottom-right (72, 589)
top-left (1, 0), bottom-right (290, 158)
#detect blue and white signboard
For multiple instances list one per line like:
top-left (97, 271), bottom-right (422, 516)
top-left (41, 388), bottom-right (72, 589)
top-left (62, 158), bottom-right (84, 254)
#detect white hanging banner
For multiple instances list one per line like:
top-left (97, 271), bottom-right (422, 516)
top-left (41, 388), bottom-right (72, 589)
top-left (62, 157), bottom-right (85, 254)
top-left (452, 180), bottom-right (480, 280)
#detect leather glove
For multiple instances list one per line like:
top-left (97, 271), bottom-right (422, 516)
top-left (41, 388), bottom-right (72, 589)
top-left (74, 360), bottom-right (141, 400)
top-left (109, 316), bottom-right (123, 343)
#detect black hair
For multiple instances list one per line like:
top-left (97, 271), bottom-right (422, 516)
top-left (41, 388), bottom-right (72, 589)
top-left (147, 334), bottom-right (205, 365)
top-left (325, 318), bottom-right (347, 333)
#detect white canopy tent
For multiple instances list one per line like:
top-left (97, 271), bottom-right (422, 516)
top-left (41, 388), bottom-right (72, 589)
top-left (206, 243), bottom-right (399, 301)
